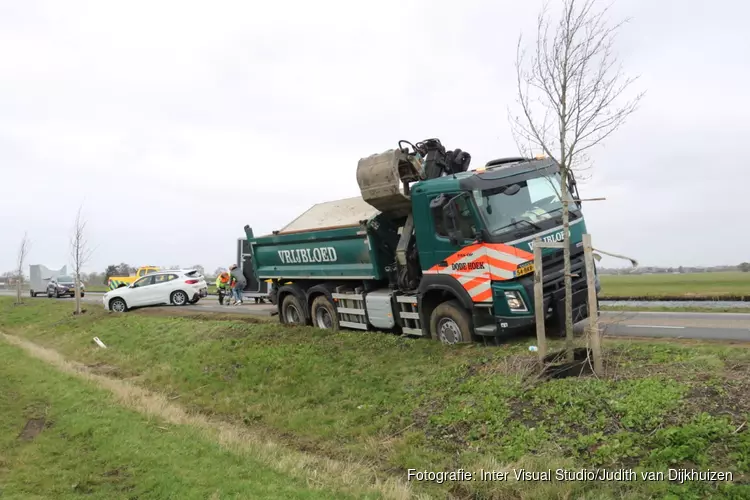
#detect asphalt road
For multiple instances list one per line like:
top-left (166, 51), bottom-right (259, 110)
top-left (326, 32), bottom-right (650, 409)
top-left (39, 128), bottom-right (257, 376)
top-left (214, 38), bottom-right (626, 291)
top-left (3, 290), bottom-right (749, 341)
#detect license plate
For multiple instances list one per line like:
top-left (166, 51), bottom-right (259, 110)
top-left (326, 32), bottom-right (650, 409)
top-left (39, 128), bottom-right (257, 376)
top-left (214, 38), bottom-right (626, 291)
top-left (515, 262), bottom-right (534, 277)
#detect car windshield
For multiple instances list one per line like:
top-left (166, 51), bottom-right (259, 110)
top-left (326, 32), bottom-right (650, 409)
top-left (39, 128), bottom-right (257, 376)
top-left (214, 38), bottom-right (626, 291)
top-left (57, 276), bottom-right (74, 283)
top-left (472, 172), bottom-right (579, 237)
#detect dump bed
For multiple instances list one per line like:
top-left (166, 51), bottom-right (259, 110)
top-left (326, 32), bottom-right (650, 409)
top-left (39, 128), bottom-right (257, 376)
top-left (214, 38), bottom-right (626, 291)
top-left (247, 197), bottom-right (393, 280)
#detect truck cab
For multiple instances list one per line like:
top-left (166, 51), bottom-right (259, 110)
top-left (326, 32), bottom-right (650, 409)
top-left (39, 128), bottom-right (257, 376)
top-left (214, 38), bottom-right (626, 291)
top-left (411, 157), bottom-right (595, 338)
top-left (107, 266), bottom-right (160, 290)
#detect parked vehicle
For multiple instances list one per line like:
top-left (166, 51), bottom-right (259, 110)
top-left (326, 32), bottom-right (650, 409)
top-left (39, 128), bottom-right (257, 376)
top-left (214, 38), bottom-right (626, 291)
top-left (107, 266), bottom-right (160, 290)
top-left (47, 275), bottom-right (85, 298)
top-left (29, 264), bottom-right (67, 297)
top-left (103, 270), bottom-right (208, 312)
top-left (243, 137), bottom-right (599, 344)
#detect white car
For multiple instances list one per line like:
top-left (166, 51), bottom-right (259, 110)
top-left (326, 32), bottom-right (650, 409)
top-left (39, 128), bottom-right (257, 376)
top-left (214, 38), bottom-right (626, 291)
top-left (103, 270), bottom-right (207, 312)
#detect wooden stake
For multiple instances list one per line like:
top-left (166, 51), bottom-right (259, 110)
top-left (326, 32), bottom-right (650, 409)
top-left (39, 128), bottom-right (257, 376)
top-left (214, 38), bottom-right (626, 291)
top-left (583, 233), bottom-right (603, 375)
top-left (533, 240), bottom-right (547, 361)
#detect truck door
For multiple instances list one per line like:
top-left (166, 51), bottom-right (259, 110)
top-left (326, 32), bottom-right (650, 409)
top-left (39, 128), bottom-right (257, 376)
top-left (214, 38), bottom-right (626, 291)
top-left (422, 193), bottom-right (491, 303)
top-left (238, 234), bottom-right (269, 294)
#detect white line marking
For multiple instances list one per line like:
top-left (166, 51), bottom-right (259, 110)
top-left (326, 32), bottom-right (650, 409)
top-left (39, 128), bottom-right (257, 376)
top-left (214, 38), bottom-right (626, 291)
top-left (625, 324), bottom-right (685, 329)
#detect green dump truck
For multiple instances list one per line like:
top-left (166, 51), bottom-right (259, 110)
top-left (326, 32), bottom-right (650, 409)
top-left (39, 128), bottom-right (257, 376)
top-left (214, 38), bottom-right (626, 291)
top-left (244, 138), bottom-right (599, 344)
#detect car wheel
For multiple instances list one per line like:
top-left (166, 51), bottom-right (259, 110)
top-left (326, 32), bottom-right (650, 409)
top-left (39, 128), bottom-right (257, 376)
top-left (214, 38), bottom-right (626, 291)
top-left (280, 294), bottom-right (305, 325)
top-left (109, 297), bottom-right (128, 313)
top-left (429, 300), bottom-right (473, 345)
top-left (55, 289), bottom-right (60, 298)
top-left (47, 289), bottom-right (52, 298)
top-left (311, 295), bottom-right (339, 331)
top-left (171, 290), bottom-right (189, 306)
top-left (81, 292), bottom-right (85, 298)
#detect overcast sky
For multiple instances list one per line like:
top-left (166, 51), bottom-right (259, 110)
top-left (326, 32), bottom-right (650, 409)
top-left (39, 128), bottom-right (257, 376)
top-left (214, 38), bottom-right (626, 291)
top-left (1, 0), bottom-right (748, 275)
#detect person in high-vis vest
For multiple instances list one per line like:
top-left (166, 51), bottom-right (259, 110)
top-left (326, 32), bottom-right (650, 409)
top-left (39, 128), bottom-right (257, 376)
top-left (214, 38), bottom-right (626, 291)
top-left (215, 271), bottom-right (232, 305)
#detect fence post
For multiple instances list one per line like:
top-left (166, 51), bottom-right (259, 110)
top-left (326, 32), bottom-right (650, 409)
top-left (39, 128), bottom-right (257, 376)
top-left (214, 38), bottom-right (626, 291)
top-left (533, 239), bottom-right (547, 361)
top-left (583, 233), bottom-right (603, 375)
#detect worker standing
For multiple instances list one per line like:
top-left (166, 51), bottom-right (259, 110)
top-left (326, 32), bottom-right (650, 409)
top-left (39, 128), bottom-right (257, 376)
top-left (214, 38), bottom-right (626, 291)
top-left (215, 271), bottom-right (231, 305)
top-left (228, 264), bottom-right (246, 305)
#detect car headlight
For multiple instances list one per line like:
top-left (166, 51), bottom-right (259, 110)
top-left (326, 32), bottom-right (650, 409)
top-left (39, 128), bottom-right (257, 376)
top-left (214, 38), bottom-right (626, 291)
top-left (504, 291), bottom-right (528, 312)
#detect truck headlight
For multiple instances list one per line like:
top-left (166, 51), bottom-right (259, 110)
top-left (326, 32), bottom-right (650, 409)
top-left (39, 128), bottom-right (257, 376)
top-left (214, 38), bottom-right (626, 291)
top-left (504, 291), bottom-right (528, 312)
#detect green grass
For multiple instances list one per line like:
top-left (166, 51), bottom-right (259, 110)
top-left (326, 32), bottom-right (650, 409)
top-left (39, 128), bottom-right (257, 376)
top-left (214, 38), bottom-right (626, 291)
top-left (601, 305), bottom-right (750, 314)
top-left (600, 271), bottom-right (750, 298)
top-left (1, 298), bottom-right (749, 498)
top-left (0, 339), bottom-right (357, 500)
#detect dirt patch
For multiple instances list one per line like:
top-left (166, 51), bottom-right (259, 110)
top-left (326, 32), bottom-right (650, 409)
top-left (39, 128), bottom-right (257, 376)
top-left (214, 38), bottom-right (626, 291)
top-left (18, 418), bottom-right (46, 441)
top-left (684, 378), bottom-right (750, 424)
top-left (86, 362), bottom-right (122, 377)
top-left (132, 308), bottom-right (271, 323)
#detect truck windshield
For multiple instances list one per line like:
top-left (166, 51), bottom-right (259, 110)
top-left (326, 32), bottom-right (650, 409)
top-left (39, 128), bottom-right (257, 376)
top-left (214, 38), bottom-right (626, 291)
top-left (472, 172), bottom-right (579, 237)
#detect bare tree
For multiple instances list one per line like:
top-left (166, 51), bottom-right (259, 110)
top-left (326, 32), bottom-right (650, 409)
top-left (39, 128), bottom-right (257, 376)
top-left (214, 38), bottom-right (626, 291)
top-left (510, 0), bottom-right (643, 356)
top-left (15, 233), bottom-right (31, 305)
top-left (70, 206), bottom-right (94, 315)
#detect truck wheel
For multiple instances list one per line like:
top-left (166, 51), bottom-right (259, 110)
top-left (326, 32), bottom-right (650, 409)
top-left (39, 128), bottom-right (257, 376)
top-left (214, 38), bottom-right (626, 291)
top-left (171, 290), bottom-right (189, 306)
top-left (30, 290), bottom-right (36, 297)
top-left (281, 294), bottom-right (304, 325)
top-left (311, 295), bottom-right (339, 331)
top-left (429, 300), bottom-right (473, 345)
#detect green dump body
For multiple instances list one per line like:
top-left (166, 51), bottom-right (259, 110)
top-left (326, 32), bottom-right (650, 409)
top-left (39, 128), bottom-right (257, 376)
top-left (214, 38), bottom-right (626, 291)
top-left (246, 197), bottom-right (400, 281)
top-left (248, 225), bottom-right (383, 280)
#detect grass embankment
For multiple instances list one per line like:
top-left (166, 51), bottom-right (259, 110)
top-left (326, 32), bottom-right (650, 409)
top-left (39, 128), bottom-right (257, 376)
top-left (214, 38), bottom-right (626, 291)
top-left (2, 298), bottom-right (749, 499)
top-left (600, 272), bottom-right (750, 300)
top-left (0, 338), bottom-right (360, 499)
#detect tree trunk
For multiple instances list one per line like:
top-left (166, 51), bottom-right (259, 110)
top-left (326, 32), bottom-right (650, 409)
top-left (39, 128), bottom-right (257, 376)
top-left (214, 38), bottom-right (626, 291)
top-left (560, 172), bottom-right (574, 361)
top-left (16, 280), bottom-right (21, 305)
top-left (74, 276), bottom-right (82, 315)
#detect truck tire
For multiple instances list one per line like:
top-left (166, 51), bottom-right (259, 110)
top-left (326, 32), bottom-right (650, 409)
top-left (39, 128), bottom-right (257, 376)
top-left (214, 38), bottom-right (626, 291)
top-left (311, 295), bottom-right (339, 331)
top-left (281, 294), bottom-right (304, 325)
top-left (429, 300), bottom-right (473, 345)
top-left (30, 290), bottom-right (36, 297)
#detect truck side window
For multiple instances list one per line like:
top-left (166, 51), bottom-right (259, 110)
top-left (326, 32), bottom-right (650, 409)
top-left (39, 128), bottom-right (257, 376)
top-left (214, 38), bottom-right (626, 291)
top-left (430, 196), bottom-right (476, 240)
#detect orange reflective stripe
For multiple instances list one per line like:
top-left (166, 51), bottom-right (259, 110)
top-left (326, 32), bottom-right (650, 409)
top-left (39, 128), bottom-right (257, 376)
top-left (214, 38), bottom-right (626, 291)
top-left (472, 288), bottom-right (493, 303)
top-left (424, 242), bottom-right (536, 303)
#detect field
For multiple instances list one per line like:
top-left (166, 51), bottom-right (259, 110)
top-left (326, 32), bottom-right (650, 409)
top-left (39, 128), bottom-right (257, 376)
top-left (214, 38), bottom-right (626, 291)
top-left (0, 339), bottom-right (355, 500)
top-left (601, 304), bottom-right (750, 314)
top-left (600, 272), bottom-right (750, 299)
top-left (1, 298), bottom-right (749, 499)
